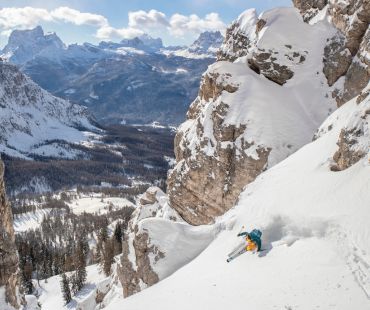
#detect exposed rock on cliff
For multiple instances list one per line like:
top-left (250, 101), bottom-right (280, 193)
top-left (117, 187), bottom-right (218, 297)
top-left (167, 7), bottom-right (336, 225)
top-left (325, 85), bottom-right (370, 171)
top-left (0, 161), bottom-right (23, 309)
top-left (295, 0), bottom-right (370, 105)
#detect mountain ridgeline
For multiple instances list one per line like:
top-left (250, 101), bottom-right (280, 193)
top-left (1, 28), bottom-right (224, 125)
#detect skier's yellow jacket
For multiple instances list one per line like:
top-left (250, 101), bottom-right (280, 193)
top-left (246, 239), bottom-right (257, 252)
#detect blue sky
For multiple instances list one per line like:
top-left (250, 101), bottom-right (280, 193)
top-left (0, 0), bottom-right (292, 47)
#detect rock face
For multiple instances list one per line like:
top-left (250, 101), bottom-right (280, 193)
top-left (116, 186), bottom-right (218, 297)
top-left (168, 8), bottom-right (336, 225)
top-left (0, 160), bottom-right (23, 309)
top-left (117, 187), bottom-right (180, 297)
top-left (294, 0), bottom-right (370, 105)
top-left (313, 82), bottom-right (369, 172)
top-left (329, 86), bottom-right (370, 171)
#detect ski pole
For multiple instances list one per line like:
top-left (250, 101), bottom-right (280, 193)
top-left (237, 225), bottom-right (245, 236)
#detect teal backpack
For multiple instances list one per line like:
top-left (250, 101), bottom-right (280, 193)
top-left (249, 229), bottom-right (262, 251)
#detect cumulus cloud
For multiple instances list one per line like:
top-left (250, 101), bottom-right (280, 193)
top-left (169, 12), bottom-right (225, 37)
top-left (128, 9), bottom-right (169, 29)
top-left (96, 26), bottom-right (144, 40)
top-left (0, 7), bottom-right (53, 30)
top-left (50, 7), bottom-right (108, 27)
top-left (0, 6), bottom-right (226, 42)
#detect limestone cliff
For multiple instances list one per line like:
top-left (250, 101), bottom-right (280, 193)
top-left (0, 160), bottom-right (23, 309)
top-left (116, 187), bottom-right (220, 297)
top-left (294, 0), bottom-right (369, 105)
top-left (167, 7), bottom-right (336, 225)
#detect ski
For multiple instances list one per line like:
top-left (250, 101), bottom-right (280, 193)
top-left (227, 242), bottom-right (245, 257)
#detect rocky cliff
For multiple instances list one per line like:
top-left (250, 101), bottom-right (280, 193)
top-left (294, 0), bottom-right (369, 105)
top-left (0, 160), bottom-right (23, 309)
top-left (116, 187), bottom-right (219, 297)
top-left (167, 7), bottom-right (339, 225)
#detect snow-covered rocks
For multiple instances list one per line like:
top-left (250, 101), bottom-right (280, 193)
top-left (168, 7), bottom-right (336, 225)
top-left (0, 62), bottom-right (97, 159)
top-left (116, 187), bottom-right (222, 297)
top-left (316, 83), bottom-right (370, 171)
top-left (296, 0), bottom-right (370, 105)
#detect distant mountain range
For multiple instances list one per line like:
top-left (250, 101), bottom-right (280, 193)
top-left (1, 26), bottom-right (224, 125)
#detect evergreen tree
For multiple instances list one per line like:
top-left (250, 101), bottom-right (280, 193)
top-left (60, 273), bottom-right (72, 304)
top-left (75, 235), bottom-right (88, 291)
top-left (99, 224), bottom-right (108, 243)
top-left (102, 238), bottom-right (114, 276)
top-left (22, 259), bottom-right (34, 294)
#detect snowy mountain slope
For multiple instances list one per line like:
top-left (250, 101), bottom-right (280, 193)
top-left (106, 82), bottom-right (370, 310)
top-left (168, 7), bottom-right (337, 225)
top-left (0, 61), bottom-right (98, 159)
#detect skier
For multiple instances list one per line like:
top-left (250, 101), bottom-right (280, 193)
top-left (227, 228), bottom-right (262, 263)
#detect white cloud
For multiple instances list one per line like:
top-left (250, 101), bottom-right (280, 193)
top-left (96, 26), bottom-right (143, 41)
top-left (0, 6), bottom-right (226, 42)
top-left (128, 9), bottom-right (169, 29)
top-left (170, 12), bottom-right (226, 37)
top-left (50, 7), bottom-right (108, 27)
top-left (0, 7), bottom-right (52, 30)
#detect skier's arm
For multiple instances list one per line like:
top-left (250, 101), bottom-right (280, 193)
top-left (237, 231), bottom-right (248, 237)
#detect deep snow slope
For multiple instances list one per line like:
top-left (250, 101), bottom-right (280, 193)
top-left (106, 85), bottom-right (370, 310)
top-left (0, 61), bottom-right (97, 159)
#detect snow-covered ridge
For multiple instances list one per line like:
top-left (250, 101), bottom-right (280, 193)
top-left (1, 26), bottom-right (223, 65)
top-left (0, 61), bottom-right (98, 159)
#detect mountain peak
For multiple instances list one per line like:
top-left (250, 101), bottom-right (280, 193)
top-left (118, 33), bottom-right (163, 52)
top-left (188, 30), bottom-right (224, 55)
top-left (1, 26), bottom-right (65, 64)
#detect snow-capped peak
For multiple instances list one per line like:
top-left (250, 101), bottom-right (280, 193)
top-left (189, 31), bottom-right (224, 54)
top-left (118, 34), bottom-right (163, 52)
top-left (1, 25), bottom-right (65, 64)
top-left (138, 34), bottom-right (164, 51)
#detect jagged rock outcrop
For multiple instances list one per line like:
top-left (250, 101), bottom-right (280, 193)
top-left (293, 0), bottom-right (328, 22)
top-left (294, 0), bottom-right (370, 105)
top-left (116, 187), bottom-right (218, 297)
top-left (117, 187), bottom-right (179, 297)
top-left (0, 160), bottom-right (23, 309)
top-left (168, 8), bottom-right (336, 225)
top-left (328, 85), bottom-right (370, 171)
